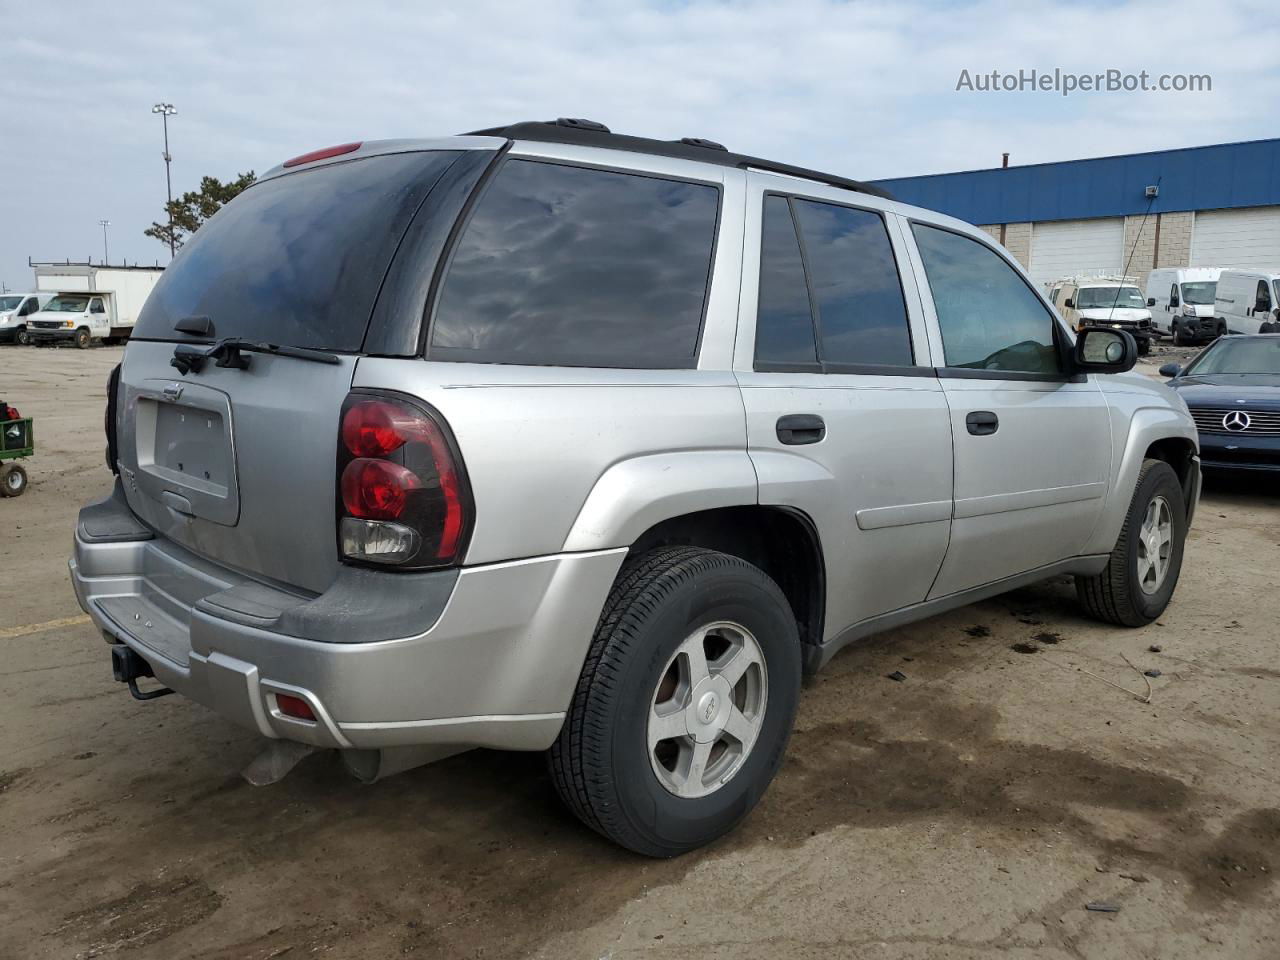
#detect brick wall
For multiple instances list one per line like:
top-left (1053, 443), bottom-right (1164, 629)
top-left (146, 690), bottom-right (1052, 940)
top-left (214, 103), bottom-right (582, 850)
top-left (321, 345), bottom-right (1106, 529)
top-left (976, 222), bottom-right (1032, 269)
top-left (1156, 211), bottom-right (1193, 267)
top-left (1123, 211), bottom-right (1194, 273)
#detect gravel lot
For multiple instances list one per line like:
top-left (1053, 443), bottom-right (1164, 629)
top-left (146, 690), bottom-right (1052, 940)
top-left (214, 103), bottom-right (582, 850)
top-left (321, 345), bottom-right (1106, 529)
top-left (1, 343), bottom-right (1277, 960)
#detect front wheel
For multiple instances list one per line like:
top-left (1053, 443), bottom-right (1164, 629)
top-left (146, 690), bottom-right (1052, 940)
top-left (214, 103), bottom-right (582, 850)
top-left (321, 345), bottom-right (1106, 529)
top-left (1076, 459), bottom-right (1186, 626)
top-left (1172, 322), bottom-right (1191, 347)
top-left (549, 547), bottom-right (801, 857)
top-left (74, 327), bottom-right (92, 349)
top-left (14, 327), bottom-right (30, 346)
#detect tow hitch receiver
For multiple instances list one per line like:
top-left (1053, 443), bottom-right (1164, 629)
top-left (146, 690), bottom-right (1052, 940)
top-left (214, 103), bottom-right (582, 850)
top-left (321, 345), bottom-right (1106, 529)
top-left (110, 644), bottom-right (175, 701)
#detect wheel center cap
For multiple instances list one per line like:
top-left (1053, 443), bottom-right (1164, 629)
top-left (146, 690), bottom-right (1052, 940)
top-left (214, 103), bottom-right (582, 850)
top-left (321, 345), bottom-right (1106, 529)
top-left (686, 677), bottom-right (732, 742)
top-left (697, 691), bottom-right (719, 724)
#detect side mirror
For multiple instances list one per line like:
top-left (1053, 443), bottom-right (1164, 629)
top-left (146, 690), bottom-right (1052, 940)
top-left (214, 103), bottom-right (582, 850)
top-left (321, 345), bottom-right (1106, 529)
top-left (1170, 298), bottom-right (1180, 309)
top-left (1256, 300), bottom-right (1271, 314)
top-left (1146, 297), bottom-right (1156, 307)
top-left (1063, 298), bottom-right (1075, 309)
top-left (1075, 328), bottom-right (1137, 374)
top-left (1158, 363), bottom-right (1182, 378)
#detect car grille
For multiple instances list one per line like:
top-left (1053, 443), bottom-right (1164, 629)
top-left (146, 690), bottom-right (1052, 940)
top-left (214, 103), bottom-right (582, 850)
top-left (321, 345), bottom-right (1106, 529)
top-left (1190, 407), bottom-right (1280, 436)
top-left (32, 321), bottom-right (62, 329)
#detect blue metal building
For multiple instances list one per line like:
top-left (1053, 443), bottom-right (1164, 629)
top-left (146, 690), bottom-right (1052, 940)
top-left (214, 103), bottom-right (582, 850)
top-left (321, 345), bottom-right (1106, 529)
top-left (871, 138), bottom-right (1280, 287)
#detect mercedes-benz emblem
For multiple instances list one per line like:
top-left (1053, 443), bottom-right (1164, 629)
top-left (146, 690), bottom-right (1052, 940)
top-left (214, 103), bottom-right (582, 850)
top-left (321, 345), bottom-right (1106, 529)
top-left (1222, 410), bottom-right (1251, 432)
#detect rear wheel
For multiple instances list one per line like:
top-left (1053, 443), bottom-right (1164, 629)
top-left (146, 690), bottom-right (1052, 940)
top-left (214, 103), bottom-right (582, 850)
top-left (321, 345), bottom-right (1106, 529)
top-left (0, 463), bottom-right (28, 497)
top-left (1076, 459), bottom-right (1186, 626)
top-left (549, 547), bottom-right (801, 857)
top-left (74, 327), bottom-right (91, 349)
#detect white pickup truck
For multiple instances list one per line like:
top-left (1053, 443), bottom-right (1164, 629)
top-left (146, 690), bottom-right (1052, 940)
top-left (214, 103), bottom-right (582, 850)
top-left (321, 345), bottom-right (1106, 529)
top-left (27, 264), bottom-right (163, 348)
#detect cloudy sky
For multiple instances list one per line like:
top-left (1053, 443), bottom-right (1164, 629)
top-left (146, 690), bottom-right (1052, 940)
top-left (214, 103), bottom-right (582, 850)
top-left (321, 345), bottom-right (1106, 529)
top-left (2, 0), bottom-right (1276, 290)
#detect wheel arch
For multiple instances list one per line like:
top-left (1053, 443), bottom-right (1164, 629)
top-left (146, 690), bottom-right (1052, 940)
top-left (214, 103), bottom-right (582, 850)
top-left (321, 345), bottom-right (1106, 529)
top-left (626, 505), bottom-right (826, 657)
top-left (1084, 406), bottom-right (1199, 555)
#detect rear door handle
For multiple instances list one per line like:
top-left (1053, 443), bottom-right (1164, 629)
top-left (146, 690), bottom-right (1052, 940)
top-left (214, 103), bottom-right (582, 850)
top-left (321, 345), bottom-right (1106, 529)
top-left (965, 411), bottom-right (999, 436)
top-left (776, 414), bottom-right (826, 445)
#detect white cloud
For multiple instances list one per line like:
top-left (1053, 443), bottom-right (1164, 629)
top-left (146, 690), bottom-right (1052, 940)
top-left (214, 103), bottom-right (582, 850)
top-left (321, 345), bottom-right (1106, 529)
top-left (1, 0), bottom-right (1277, 288)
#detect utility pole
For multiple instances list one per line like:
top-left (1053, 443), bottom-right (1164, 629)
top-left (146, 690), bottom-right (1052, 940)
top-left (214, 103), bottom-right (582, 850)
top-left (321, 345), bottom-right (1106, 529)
top-left (99, 219), bottom-right (111, 264)
top-left (152, 102), bottom-right (178, 257)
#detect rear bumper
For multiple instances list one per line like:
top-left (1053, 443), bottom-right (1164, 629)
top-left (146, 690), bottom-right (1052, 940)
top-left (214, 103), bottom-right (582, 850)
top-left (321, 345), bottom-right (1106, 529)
top-left (71, 483), bottom-right (625, 752)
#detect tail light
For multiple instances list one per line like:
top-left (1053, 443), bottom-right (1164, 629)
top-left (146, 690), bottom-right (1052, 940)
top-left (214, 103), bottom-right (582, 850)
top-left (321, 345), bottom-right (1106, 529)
top-left (105, 362), bottom-right (121, 474)
top-left (336, 392), bottom-right (473, 568)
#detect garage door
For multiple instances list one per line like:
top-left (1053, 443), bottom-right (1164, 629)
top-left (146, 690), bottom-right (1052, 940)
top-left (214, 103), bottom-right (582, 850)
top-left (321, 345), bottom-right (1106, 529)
top-left (1191, 207), bottom-right (1280, 268)
top-left (1028, 218), bottom-right (1125, 290)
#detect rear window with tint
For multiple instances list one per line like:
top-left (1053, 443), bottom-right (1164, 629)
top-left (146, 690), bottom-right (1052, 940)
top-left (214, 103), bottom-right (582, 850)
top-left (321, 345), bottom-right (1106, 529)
top-left (430, 159), bottom-right (720, 368)
top-left (133, 151), bottom-right (463, 351)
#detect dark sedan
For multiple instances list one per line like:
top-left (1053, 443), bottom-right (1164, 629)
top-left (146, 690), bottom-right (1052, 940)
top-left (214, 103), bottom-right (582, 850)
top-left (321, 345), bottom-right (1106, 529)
top-left (1161, 334), bottom-right (1280, 473)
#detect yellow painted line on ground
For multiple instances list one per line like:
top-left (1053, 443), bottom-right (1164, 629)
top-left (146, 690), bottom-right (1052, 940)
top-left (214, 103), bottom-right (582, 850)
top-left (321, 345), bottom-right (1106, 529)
top-left (0, 614), bottom-right (92, 640)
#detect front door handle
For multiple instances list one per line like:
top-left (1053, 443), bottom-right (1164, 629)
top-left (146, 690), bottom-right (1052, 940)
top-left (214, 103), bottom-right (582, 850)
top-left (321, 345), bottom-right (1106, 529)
top-left (965, 411), bottom-right (999, 436)
top-left (777, 414), bottom-right (826, 445)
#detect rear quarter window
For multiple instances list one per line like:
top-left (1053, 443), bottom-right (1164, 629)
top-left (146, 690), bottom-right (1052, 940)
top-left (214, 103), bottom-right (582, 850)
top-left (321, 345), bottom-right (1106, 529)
top-left (429, 159), bottom-right (720, 369)
top-left (133, 151), bottom-right (464, 352)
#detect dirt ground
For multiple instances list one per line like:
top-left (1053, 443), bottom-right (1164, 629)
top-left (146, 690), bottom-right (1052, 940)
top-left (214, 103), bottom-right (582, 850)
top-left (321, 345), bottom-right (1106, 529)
top-left (1, 342), bottom-right (1276, 960)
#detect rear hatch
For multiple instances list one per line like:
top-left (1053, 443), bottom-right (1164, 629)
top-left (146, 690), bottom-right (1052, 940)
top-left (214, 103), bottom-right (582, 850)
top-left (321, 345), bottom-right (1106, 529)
top-left (117, 147), bottom-right (483, 594)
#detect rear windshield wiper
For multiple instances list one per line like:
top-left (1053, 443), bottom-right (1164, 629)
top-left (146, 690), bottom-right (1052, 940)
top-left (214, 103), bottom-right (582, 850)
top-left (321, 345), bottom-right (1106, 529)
top-left (171, 337), bottom-right (341, 374)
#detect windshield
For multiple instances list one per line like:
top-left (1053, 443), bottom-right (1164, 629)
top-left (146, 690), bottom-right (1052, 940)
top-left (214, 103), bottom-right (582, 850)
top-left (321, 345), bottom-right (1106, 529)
top-left (1180, 281), bottom-right (1216, 305)
top-left (1187, 337), bottom-right (1280, 375)
top-left (1076, 286), bottom-right (1146, 310)
top-left (0, 296), bottom-right (22, 311)
top-left (42, 295), bottom-right (90, 312)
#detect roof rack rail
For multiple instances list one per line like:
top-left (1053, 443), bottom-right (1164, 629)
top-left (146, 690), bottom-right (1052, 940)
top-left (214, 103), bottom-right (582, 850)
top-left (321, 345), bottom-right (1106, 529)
top-left (462, 120), bottom-right (893, 201)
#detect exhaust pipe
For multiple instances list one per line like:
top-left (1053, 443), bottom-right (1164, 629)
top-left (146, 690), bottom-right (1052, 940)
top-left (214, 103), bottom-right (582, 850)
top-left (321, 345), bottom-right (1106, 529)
top-left (340, 744), bottom-right (468, 783)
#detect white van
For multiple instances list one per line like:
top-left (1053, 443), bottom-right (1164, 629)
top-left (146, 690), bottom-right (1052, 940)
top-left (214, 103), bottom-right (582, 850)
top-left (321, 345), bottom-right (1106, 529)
top-left (0, 292), bottom-right (54, 344)
top-left (1046, 275), bottom-right (1154, 354)
top-left (1144, 267), bottom-right (1221, 343)
top-left (1215, 269), bottom-right (1280, 335)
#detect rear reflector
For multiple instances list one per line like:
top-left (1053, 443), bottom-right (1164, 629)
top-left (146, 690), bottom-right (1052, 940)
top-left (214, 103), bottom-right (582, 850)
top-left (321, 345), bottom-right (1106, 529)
top-left (282, 141), bottom-right (362, 168)
top-left (275, 694), bottom-right (316, 721)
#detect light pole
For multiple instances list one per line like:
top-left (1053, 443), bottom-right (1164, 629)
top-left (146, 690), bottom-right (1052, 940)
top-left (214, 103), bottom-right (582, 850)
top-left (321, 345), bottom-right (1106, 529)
top-left (151, 102), bottom-right (177, 258)
top-left (98, 219), bottom-right (111, 264)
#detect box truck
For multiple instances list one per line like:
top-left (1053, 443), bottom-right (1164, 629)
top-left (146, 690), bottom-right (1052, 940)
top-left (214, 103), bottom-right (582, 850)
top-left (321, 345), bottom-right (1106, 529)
top-left (26, 262), bottom-right (163, 347)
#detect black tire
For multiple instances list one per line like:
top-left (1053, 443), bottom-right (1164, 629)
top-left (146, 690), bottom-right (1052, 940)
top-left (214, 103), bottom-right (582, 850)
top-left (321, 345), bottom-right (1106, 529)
top-left (0, 463), bottom-right (27, 497)
top-left (1172, 322), bottom-right (1190, 347)
top-left (74, 328), bottom-right (91, 349)
top-left (549, 546), bottom-right (801, 857)
top-left (1137, 338), bottom-right (1151, 356)
top-left (15, 327), bottom-right (30, 346)
top-left (1076, 459), bottom-right (1186, 627)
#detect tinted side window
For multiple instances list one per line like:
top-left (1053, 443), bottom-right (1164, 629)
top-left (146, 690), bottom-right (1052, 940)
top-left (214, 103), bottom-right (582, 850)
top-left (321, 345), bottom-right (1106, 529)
top-left (90, 298), bottom-right (105, 314)
top-left (792, 199), bottom-right (912, 366)
top-left (431, 160), bottom-right (719, 368)
top-left (1257, 281), bottom-right (1271, 309)
top-left (755, 196), bottom-right (817, 366)
top-left (912, 224), bottom-right (1061, 374)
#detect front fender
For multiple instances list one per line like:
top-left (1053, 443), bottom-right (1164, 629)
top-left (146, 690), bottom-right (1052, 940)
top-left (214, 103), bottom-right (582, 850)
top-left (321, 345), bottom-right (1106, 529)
top-left (561, 451), bottom-right (757, 553)
top-left (1083, 404), bottom-right (1199, 556)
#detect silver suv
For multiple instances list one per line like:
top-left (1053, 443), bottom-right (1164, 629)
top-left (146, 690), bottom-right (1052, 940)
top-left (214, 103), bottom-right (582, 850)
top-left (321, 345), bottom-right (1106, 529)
top-left (72, 119), bottom-right (1200, 856)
